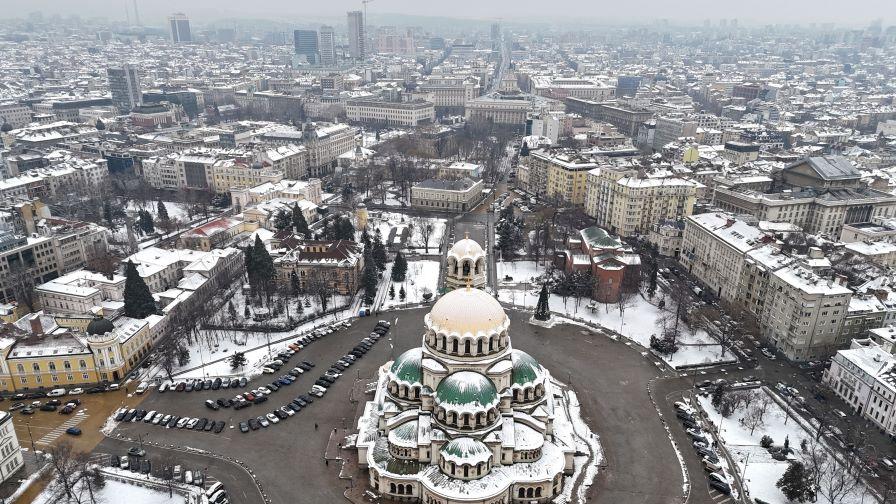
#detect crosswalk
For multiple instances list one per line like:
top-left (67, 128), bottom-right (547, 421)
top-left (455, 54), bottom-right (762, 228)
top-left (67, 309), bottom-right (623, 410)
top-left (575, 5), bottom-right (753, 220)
top-left (36, 411), bottom-right (88, 446)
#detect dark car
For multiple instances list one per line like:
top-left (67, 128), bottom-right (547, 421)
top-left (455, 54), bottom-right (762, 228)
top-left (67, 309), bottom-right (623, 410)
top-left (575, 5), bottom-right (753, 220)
top-left (86, 385), bottom-right (105, 394)
top-left (39, 404), bottom-right (57, 412)
top-left (248, 418), bottom-right (260, 430)
top-left (175, 382), bottom-right (186, 392)
top-left (115, 409), bottom-right (128, 421)
top-left (709, 479), bottom-right (731, 494)
top-left (302, 361), bottom-right (315, 368)
top-left (239, 377), bottom-right (248, 387)
top-left (268, 383), bottom-right (280, 392)
top-left (123, 409), bottom-right (137, 422)
top-left (203, 420), bottom-right (215, 432)
top-left (213, 421), bottom-right (225, 433)
top-left (273, 409), bottom-right (288, 420)
top-left (65, 427), bottom-right (82, 436)
top-left (20, 407), bottom-right (35, 415)
top-left (299, 394), bottom-right (313, 404)
top-left (167, 415), bottom-right (180, 427)
top-left (320, 375), bottom-right (336, 384)
top-left (681, 419), bottom-right (698, 430)
top-left (212, 378), bottom-right (222, 390)
top-left (194, 418), bottom-right (208, 431)
top-left (230, 378), bottom-right (240, 388)
top-left (314, 379), bottom-right (330, 388)
top-left (141, 460), bottom-right (152, 474)
top-left (128, 447), bottom-right (146, 457)
top-left (203, 379), bottom-right (213, 390)
top-left (134, 409), bottom-right (147, 421)
top-left (234, 400), bottom-right (250, 410)
top-left (253, 395), bottom-right (268, 405)
top-left (239, 421), bottom-right (249, 433)
top-left (287, 402), bottom-right (302, 412)
top-left (184, 381), bottom-right (194, 392)
top-left (110, 455), bottom-right (120, 468)
top-left (59, 405), bottom-right (75, 415)
top-left (205, 399), bottom-right (220, 411)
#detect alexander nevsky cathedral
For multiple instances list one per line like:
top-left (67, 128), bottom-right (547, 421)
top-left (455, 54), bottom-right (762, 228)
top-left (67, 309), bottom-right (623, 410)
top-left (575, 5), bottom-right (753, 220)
top-left (355, 237), bottom-right (593, 504)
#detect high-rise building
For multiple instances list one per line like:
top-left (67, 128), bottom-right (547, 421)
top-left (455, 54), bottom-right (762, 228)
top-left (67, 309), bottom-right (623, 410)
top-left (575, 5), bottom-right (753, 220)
top-left (347, 11), bottom-right (365, 60)
top-left (106, 64), bottom-right (141, 113)
top-left (293, 29), bottom-right (319, 64)
top-left (318, 25), bottom-right (336, 66)
top-left (168, 13), bottom-right (192, 43)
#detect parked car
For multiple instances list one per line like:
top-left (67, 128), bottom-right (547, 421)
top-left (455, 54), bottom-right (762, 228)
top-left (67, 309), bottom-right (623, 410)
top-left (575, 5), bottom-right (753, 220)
top-left (248, 418), bottom-right (260, 430)
top-left (47, 388), bottom-right (66, 397)
top-left (205, 399), bottom-right (220, 411)
top-left (258, 416), bottom-right (270, 428)
top-left (135, 382), bottom-right (149, 394)
top-left (65, 427), bottom-right (82, 436)
top-left (239, 421), bottom-right (249, 433)
top-left (128, 447), bottom-right (146, 457)
top-left (266, 412), bottom-right (280, 424)
top-left (68, 388), bottom-right (84, 395)
top-left (709, 479), bottom-right (731, 494)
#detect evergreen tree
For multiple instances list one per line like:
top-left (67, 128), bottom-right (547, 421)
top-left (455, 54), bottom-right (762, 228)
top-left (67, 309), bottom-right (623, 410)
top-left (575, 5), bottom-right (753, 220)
top-left (227, 301), bottom-right (237, 323)
top-left (95, 118), bottom-right (106, 131)
top-left (102, 201), bottom-right (117, 232)
top-left (291, 203), bottom-right (309, 236)
top-left (534, 284), bottom-right (551, 321)
top-left (244, 304), bottom-right (251, 318)
top-left (336, 216), bottom-right (356, 240)
top-left (229, 351), bottom-right (247, 370)
top-left (362, 248), bottom-right (378, 305)
top-left (372, 234), bottom-right (387, 271)
top-left (123, 260), bottom-right (156, 318)
top-left (391, 251), bottom-right (408, 282)
top-left (248, 235), bottom-right (275, 302)
top-left (399, 285), bottom-right (406, 301)
top-left (776, 461), bottom-right (815, 503)
top-left (273, 209), bottom-right (292, 231)
top-left (157, 200), bottom-right (170, 223)
top-left (290, 270), bottom-right (301, 296)
top-left (137, 209), bottom-right (155, 235)
top-left (360, 227), bottom-right (371, 249)
top-left (647, 267), bottom-right (658, 298)
top-left (389, 285), bottom-right (395, 299)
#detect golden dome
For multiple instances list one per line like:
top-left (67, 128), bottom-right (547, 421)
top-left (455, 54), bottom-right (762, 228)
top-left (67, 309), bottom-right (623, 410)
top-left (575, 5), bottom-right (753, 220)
top-left (426, 287), bottom-right (508, 336)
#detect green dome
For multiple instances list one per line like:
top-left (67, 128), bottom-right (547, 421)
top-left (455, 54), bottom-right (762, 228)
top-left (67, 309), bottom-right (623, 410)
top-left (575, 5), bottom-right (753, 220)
top-left (86, 315), bottom-right (115, 336)
top-left (390, 348), bottom-right (423, 384)
top-left (435, 371), bottom-right (498, 408)
top-left (441, 437), bottom-right (491, 463)
top-left (511, 350), bottom-right (541, 386)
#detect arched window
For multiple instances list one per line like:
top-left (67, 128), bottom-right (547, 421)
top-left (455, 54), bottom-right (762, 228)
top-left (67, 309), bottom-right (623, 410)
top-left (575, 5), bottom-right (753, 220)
top-left (489, 337), bottom-right (494, 351)
top-left (63, 361), bottom-right (71, 370)
top-left (16, 364), bottom-right (24, 374)
top-left (413, 386), bottom-right (420, 399)
top-left (48, 362), bottom-right (56, 372)
top-left (390, 483), bottom-right (397, 494)
top-left (464, 465), bottom-right (469, 477)
top-left (462, 260), bottom-right (471, 276)
top-left (452, 339), bottom-right (458, 354)
top-left (518, 488), bottom-right (525, 498)
top-left (477, 339), bottom-right (483, 355)
top-left (79, 360), bottom-right (87, 370)
top-left (535, 487), bottom-right (542, 497)
top-left (32, 363), bottom-right (40, 372)
top-left (526, 488), bottom-right (534, 498)
top-left (464, 340), bottom-right (471, 355)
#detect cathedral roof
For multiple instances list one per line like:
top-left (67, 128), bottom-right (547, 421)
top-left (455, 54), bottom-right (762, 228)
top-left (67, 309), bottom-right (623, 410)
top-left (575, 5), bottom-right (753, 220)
top-left (427, 287), bottom-right (507, 336)
top-left (511, 350), bottom-right (542, 386)
top-left (448, 237), bottom-right (485, 261)
top-left (440, 437), bottom-right (492, 466)
top-left (435, 371), bottom-right (498, 411)
top-left (391, 348), bottom-right (423, 384)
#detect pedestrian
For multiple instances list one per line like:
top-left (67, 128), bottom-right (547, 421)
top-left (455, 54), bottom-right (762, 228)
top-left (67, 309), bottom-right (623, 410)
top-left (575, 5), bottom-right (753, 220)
top-left (325, 459), bottom-right (329, 466)
top-left (315, 423), bottom-right (318, 430)
top-left (125, 386), bottom-right (129, 394)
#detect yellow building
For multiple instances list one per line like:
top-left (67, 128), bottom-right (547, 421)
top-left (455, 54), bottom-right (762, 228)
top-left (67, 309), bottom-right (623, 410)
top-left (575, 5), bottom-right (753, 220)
top-left (0, 314), bottom-right (153, 392)
top-left (526, 150), bottom-right (598, 205)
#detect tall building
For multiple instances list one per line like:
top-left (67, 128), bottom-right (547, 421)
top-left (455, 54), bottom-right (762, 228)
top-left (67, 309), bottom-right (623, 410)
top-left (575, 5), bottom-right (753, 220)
top-left (0, 412), bottom-right (23, 483)
top-left (168, 13), bottom-right (192, 43)
top-left (347, 11), bottom-right (365, 59)
top-left (318, 25), bottom-right (336, 66)
top-left (106, 64), bottom-right (141, 113)
top-left (293, 29), bottom-right (319, 64)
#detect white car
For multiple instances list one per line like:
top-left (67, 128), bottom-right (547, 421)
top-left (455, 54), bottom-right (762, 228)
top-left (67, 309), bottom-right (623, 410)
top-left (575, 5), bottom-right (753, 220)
top-left (280, 406), bottom-right (295, 417)
top-left (68, 388), bottom-right (84, 395)
top-left (186, 418), bottom-right (199, 429)
top-left (184, 471), bottom-right (193, 485)
top-left (258, 387), bottom-right (272, 395)
top-left (134, 382), bottom-right (149, 394)
top-left (266, 412), bottom-right (279, 424)
top-left (262, 367), bottom-right (276, 374)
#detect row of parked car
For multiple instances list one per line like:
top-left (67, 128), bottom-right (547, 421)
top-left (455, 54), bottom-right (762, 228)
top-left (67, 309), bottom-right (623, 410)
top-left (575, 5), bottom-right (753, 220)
top-left (10, 397), bottom-right (82, 416)
top-left (209, 361), bottom-right (316, 411)
top-left (113, 407), bottom-right (227, 434)
top-left (159, 376), bottom-right (249, 393)
top-left (237, 319), bottom-right (390, 433)
top-left (260, 320), bottom-right (352, 375)
top-left (674, 401), bottom-right (732, 496)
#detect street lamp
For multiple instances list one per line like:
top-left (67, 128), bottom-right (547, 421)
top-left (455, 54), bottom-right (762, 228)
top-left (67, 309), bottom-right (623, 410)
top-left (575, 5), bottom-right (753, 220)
top-left (26, 422), bottom-right (35, 451)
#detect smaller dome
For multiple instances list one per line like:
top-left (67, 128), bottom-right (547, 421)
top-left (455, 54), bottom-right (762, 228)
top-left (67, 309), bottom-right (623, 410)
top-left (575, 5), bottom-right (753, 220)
top-left (86, 315), bottom-right (114, 336)
top-left (427, 288), bottom-right (507, 336)
top-left (435, 371), bottom-right (498, 409)
top-left (511, 350), bottom-right (542, 386)
top-left (390, 348), bottom-right (422, 384)
top-left (440, 437), bottom-right (492, 466)
top-left (448, 237), bottom-right (484, 260)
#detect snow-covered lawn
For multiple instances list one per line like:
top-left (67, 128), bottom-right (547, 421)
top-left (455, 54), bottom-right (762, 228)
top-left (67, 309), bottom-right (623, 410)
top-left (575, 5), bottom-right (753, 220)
top-left (697, 390), bottom-right (871, 504)
top-left (382, 260), bottom-right (440, 309)
top-left (210, 285), bottom-right (349, 329)
top-left (366, 211), bottom-right (446, 253)
top-left (35, 476), bottom-right (187, 504)
top-left (497, 260), bottom-right (550, 285)
top-left (127, 200), bottom-right (193, 223)
top-left (500, 288), bottom-right (734, 369)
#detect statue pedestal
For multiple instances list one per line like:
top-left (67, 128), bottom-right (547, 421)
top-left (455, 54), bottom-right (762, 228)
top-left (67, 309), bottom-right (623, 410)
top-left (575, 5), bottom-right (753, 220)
top-left (529, 315), bottom-right (556, 328)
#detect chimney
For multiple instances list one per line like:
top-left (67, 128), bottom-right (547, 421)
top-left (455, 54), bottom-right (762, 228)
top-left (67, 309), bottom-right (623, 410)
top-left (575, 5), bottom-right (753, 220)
top-left (29, 314), bottom-right (43, 336)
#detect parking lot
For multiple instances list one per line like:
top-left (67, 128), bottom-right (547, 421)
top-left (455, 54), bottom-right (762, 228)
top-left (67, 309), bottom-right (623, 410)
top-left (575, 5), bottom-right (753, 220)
top-left (102, 308), bottom-right (687, 504)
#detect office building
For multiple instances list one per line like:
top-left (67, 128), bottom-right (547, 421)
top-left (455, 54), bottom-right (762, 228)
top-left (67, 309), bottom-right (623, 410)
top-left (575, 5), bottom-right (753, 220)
top-left (318, 25), bottom-right (336, 66)
top-left (347, 11), bottom-right (365, 60)
top-left (294, 29), bottom-right (319, 64)
top-left (106, 65), bottom-right (141, 113)
top-left (168, 13), bottom-right (192, 43)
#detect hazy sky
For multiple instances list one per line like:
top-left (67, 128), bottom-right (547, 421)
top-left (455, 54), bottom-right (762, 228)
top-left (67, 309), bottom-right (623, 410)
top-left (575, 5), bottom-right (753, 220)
top-left (2, 0), bottom-right (892, 26)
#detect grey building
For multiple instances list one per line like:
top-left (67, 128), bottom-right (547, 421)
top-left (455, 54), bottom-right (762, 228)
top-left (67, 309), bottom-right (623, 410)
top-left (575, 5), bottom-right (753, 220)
top-left (107, 65), bottom-right (141, 113)
top-left (168, 13), bottom-right (192, 43)
top-left (294, 29), bottom-right (319, 64)
top-left (319, 25), bottom-right (336, 66)
top-left (347, 11), bottom-right (365, 59)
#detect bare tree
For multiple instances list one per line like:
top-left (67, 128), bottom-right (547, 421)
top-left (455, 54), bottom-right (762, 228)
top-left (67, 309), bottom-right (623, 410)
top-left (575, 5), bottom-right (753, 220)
top-left (741, 401), bottom-right (766, 435)
top-left (8, 264), bottom-right (36, 312)
top-left (413, 217), bottom-right (434, 253)
top-left (305, 269), bottom-right (332, 313)
top-left (617, 291), bottom-right (637, 329)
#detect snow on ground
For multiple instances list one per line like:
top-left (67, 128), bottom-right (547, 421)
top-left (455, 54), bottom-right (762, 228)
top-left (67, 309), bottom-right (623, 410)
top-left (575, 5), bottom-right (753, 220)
top-left (366, 211), bottom-right (446, 252)
top-left (697, 390), bottom-right (871, 504)
top-left (210, 285), bottom-right (349, 329)
top-left (35, 476), bottom-right (187, 504)
top-left (127, 200), bottom-right (192, 222)
top-left (500, 284), bottom-right (733, 369)
top-left (497, 260), bottom-right (549, 285)
top-left (382, 260), bottom-right (440, 310)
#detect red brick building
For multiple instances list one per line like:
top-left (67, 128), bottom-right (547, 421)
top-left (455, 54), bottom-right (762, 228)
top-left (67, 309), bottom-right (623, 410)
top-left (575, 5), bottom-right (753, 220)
top-left (560, 226), bottom-right (641, 303)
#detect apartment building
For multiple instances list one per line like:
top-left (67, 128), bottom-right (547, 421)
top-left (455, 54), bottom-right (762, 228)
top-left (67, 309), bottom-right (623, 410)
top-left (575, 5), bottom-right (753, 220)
top-left (411, 178), bottom-right (483, 213)
top-left (563, 98), bottom-right (654, 137)
top-left (680, 213), bottom-right (767, 304)
top-left (418, 77), bottom-right (479, 110)
top-left (0, 412), bottom-right (23, 483)
top-left (653, 116), bottom-right (698, 150)
top-left (824, 339), bottom-right (896, 436)
top-left (762, 263), bottom-right (853, 361)
top-left (586, 167), bottom-right (697, 237)
top-left (739, 245), bottom-right (795, 319)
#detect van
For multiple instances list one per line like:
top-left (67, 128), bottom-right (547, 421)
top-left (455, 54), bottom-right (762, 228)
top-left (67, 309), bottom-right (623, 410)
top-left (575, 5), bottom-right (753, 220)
top-left (135, 382), bottom-right (149, 394)
top-left (173, 465), bottom-right (182, 481)
top-left (184, 471), bottom-right (193, 485)
top-left (47, 388), bottom-right (66, 397)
